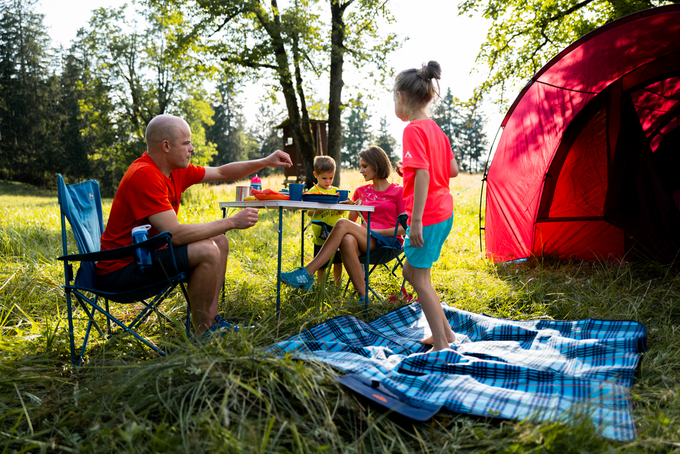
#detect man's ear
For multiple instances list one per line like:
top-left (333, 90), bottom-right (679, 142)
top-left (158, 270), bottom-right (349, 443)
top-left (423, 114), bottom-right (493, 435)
top-left (161, 139), bottom-right (171, 153)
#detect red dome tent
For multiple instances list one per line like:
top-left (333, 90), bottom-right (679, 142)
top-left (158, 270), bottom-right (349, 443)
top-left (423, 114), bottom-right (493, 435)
top-left (485, 5), bottom-right (680, 263)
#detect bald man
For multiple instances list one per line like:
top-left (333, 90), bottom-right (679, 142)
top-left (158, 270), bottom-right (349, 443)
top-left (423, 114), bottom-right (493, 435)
top-left (96, 114), bottom-right (293, 336)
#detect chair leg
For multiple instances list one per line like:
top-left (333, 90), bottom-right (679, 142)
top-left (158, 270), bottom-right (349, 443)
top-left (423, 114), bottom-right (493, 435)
top-left (74, 294), bottom-right (106, 338)
top-left (181, 283), bottom-right (191, 337)
top-left (79, 306), bottom-right (96, 365)
top-left (72, 289), bottom-right (167, 358)
top-left (128, 284), bottom-right (176, 331)
top-left (65, 291), bottom-right (78, 366)
top-left (69, 292), bottom-right (104, 366)
top-left (105, 298), bottom-right (111, 335)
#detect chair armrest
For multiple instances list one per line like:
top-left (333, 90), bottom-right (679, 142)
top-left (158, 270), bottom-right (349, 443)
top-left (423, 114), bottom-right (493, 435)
top-left (311, 220), bottom-right (334, 235)
top-left (392, 214), bottom-right (409, 238)
top-left (58, 231), bottom-right (173, 262)
top-left (397, 214), bottom-right (409, 230)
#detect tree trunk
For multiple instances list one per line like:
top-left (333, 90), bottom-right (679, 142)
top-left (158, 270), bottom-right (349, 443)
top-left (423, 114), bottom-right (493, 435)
top-left (266, 0), bottom-right (316, 187)
top-left (327, 0), bottom-right (350, 187)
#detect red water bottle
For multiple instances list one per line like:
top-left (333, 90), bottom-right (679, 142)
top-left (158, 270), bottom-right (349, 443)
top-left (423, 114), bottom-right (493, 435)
top-left (250, 174), bottom-right (262, 191)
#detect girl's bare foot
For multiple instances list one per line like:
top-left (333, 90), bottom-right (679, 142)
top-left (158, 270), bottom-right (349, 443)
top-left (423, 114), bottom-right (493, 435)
top-left (421, 331), bottom-right (456, 345)
top-left (425, 343), bottom-right (454, 353)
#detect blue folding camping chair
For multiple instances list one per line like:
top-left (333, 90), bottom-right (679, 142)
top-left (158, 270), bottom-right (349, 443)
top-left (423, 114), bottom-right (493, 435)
top-left (340, 213), bottom-right (409, 300)
top-left (57, 175), bottom-right (191, 366)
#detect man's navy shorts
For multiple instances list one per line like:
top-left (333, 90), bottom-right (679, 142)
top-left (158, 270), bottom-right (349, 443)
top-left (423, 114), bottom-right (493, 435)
top-left (95, 245), bottom-right (191, 294)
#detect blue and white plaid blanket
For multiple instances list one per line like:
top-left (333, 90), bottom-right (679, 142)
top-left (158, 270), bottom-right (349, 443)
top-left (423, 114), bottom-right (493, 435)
top-left (268, 303), bottom-right (646, 441)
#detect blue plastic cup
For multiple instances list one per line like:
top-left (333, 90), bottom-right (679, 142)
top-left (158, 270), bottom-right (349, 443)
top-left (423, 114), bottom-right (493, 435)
top-left (131, 224), bottom-right (153, 275)
top-left (338, 190), bottom-right (350, 202)
top-left (289, 183), bottom-right (304, 201)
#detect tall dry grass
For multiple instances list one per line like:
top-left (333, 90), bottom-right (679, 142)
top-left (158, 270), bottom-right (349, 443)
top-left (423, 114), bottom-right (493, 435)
top-left (1, 172), bottom-right (678, 453)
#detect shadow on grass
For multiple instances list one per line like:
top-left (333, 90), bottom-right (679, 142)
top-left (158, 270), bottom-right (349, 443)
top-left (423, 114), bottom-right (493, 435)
top-left (0, 179), bottom-right (56, 198)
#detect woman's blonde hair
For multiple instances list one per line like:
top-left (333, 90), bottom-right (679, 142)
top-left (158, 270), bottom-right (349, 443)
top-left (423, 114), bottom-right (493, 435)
top-left (358, 146), bottom-right (392, 180)
top-left (393, 61), bottom-right (441, 120)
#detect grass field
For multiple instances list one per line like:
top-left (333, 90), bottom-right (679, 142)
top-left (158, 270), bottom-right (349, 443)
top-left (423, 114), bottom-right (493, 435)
top-left (1, 170), bottom-right (679, 453)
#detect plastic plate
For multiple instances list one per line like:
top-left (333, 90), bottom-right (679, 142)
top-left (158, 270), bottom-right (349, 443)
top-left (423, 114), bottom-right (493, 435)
top-left (302, 193), bottom-right (341, 203)
top-left (254, 194), bottom-right (290, 200)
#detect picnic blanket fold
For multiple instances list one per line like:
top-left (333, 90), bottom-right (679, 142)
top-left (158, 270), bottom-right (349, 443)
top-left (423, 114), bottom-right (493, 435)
top-left (267, 303), bottom-right (646, 441)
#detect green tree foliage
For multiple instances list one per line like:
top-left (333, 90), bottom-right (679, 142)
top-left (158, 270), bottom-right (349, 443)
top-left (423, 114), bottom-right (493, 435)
top-left (250, 103), bottom-right (285, 176)
top-left (374, 116), bottom-right (397, 162)
top-left (55, 51), bottom-right (95, 181)
top-left (0, 0), bottom-right (55, 184)
top-left (327, 0), bottom-right (399, 186)
top-left (459, 0), bottom-right (675, 103)
top-left (179, 88), bottom-right (217, 168)
top-left (206, 78), bottom-right (251, 170)
top-left (147, 0), bottom-right (398, 187)
top-left (457, 99), bottom-right (488, 173)
top-left (432, 88), bottom-right (487, 173)
top-left (79, 4), bottom-right (216, 180)
top-left (66, 4), bottom-right (218, 193)
top-left (0, 0), bottom-right (219, 192)
top-left (342, 94), bottom-right (371, 168)
top-left (432, 88), bottom-right (461, 142)
top-left (155, 0), bottom-right (324, 186)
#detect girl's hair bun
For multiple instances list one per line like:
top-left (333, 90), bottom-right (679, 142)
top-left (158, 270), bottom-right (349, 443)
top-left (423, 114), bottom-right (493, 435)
top-left (417, 61), bottom-right (442, 81)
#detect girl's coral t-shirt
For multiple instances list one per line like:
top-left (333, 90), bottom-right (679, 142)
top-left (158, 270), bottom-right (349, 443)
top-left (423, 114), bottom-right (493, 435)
top-left (401, 119), bottom-right (454, 226)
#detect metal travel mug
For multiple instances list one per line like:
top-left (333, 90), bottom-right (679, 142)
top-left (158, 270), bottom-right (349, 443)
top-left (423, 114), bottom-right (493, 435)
top-left (131, 224), bottom-right (153, 275)
top-left (236, 186), bottom-right (251, 201)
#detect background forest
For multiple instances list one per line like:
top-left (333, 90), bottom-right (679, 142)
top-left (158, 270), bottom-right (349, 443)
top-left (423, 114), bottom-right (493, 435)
top-left (0, 0), bottom-right (488, 196)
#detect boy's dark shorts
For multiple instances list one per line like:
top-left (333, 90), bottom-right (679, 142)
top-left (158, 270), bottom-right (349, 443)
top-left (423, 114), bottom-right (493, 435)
top-left (314, 243), bottom-right (342, 269)
top-left (95, 245), bottom-right (191, 293)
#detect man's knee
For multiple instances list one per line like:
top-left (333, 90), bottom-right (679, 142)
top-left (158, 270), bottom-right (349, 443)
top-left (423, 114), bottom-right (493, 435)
top-left (188, 238), bottom-right (222, 267)
top-left (212, 234), bottom-right (229, 256)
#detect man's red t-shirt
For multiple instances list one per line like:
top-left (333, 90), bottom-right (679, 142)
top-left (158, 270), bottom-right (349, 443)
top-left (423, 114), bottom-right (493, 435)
top-left (401, 119), bottom-right (454, 227)
top-left (96, 152), bottom-right (205, 275)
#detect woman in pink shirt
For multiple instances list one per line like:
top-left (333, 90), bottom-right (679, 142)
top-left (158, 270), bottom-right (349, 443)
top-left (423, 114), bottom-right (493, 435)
top-left (281, 146), bottom-right (406, 302)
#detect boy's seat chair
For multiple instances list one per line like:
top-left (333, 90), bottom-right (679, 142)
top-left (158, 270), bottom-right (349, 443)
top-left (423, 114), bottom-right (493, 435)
top-left (57, 175), bottom-right (191, 366)
top-left (344, 213), bottom-right (409, 300)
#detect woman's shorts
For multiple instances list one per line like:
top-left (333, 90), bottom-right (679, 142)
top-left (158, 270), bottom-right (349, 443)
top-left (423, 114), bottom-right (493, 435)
top-left (369, 230), bottom-right (402, 250)
top-left (404, 215), bottom-right (453, 269)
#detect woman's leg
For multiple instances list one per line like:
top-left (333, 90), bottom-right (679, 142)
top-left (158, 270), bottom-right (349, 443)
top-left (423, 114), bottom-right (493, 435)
top-left (333, 263), bottom-right (343, 285)
top-left (305, 218), bottom-right (376, 276)
top-left (339, 234), bottom-right (368, 296)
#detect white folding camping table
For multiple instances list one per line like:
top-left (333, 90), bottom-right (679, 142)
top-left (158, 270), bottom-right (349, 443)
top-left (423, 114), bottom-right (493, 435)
top-left (219, 200), bottom-right (375, 317)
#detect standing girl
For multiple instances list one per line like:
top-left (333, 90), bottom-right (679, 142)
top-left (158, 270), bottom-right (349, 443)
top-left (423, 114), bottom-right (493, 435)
top-left (394, 61), bottom-right (459, 351)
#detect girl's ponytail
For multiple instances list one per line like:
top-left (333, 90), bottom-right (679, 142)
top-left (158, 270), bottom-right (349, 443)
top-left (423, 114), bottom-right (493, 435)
top-left (416, 61), bottom-right (442, 82)
top-left (394, 61), bottom-right (441, 120)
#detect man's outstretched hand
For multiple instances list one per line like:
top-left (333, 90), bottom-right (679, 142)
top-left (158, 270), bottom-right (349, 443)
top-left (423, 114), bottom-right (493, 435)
top-left (230, 208), bottom-right (259, 230)
top-left (265, 150), bottom-right (293, 168)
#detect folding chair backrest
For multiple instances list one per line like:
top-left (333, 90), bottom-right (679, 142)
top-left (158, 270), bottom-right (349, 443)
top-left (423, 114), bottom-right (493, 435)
top-left (57, 174), bottom-right (104, 289)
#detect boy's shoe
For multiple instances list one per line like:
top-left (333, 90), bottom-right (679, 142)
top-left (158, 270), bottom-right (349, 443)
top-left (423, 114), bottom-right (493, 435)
top-left (358, 296), bottom-right (367, 306)
top-left (281, 267), bottom-right (314, 290)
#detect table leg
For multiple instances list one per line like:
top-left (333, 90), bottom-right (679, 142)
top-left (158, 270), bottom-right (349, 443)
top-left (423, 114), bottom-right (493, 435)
top-left (365, 212), bottom-right (371, 310)
top-left (301, 209), bottom-right (305, 267)
top-left (221, 207), bottom-right (227, 305)
top-left (276, 206), bottom-right (283, 319)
